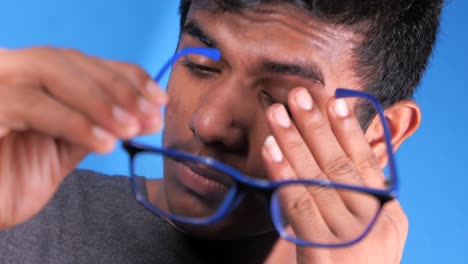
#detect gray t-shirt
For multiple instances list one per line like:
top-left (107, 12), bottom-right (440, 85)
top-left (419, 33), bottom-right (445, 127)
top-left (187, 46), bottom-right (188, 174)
top-left (0, 169), bottom-right (218, 264)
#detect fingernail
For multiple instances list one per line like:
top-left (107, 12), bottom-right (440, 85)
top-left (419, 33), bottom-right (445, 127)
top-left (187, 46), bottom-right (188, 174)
top-left (92, 126), bottom-right (116, 153)
top-left (145, 80), bottom-right (159, 94)
top-left (145, 114), bottom-right (163, 131)
top-left (294, 88), bottom-right (313, 110)
top-left (146, 80), bottom-right (168, 104)
top-left (264, 135), bottom-right (283, 162)
top-left (334, 99), bottom-right (349, 117)
top-left (92, 126), bottom-right (114, 142)
top-left (112, 106), bottom-right (139, 136)
top-left (273, 106), bottom-right (291, 128)
top-left (113, 106), bottom-right (134, 123)
top-left (138, 97), bottom-right (152, 114)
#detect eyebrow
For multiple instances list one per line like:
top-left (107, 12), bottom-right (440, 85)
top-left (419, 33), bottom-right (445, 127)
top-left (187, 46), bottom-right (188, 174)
top-left (262, 61), bottom-right (325, 85)
top-left (181, 19), bottom-right (218, 48)
top-left (182, 19), bottom-right (324, 85)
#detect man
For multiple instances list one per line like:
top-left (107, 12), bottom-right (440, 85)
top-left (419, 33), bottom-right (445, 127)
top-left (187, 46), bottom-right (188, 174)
top-left (0, 0), bottom-right (442, 263)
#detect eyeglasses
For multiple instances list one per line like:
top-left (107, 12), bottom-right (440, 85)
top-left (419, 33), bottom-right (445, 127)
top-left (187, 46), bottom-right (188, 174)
top-left (122, 47), bottom-right (398, 248)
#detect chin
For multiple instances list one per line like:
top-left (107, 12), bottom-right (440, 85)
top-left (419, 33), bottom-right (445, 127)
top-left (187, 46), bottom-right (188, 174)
top-left (172, 207), bottom-right (276, 241)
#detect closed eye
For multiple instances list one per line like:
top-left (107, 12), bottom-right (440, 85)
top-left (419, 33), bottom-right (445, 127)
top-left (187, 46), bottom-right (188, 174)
top-left (182, 58), bottom-right (221, 79)
top-left (259, 91), bottom-right (292, 117)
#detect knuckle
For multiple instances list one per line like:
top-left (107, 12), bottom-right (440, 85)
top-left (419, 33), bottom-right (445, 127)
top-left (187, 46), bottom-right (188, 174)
top-left (31, 46), bottom-right (55, 56)
top-left (309, 182), bottom-right (341, 203)
top-left (60, 47), bottom-right (83, 57)
top-left (108, 73), bottom-right (141, 106)
top-left (374, 204), bottom-right (408, 252)
top-left (108, 71), bottom-right (128, 87)
top-left (304, 111), bottom-right (327, 132)
top-left (310, 171), bottom-right (328, 181)
top-left (30, 46), bottom-right (62, 62)
top-left (15, 90), bottom-right (43, 125)
top-left (356, 154), bottom-right (380, 171)
top-left (9, 90), bottom-right (48, 130)
top-left (324, 155), bottom-right (355, 176)
top-left (287, 191), bottom-right (316, 212)
top-left (27, 47), bottom-right (68, 76)
top-left (285, 137), bottom-right (306, 154)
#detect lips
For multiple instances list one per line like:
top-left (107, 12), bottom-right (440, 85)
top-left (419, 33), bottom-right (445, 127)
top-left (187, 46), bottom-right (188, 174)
top-left (175, 160), bottom-right (233, 200)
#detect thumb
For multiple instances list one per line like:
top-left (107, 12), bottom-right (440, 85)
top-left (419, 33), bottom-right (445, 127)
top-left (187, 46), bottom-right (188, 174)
top-left (0, 127), bottom-right (10, 138)
top-left (57, 142), bottom-right (92, 176)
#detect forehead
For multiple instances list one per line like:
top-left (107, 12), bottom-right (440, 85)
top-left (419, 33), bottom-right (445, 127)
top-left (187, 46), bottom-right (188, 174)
top-left (185, 2), bottom-right (363, 89)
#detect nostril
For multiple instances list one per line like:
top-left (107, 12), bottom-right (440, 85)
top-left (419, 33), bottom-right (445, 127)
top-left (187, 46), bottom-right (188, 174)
top-left (189, 114), bottom-right (248, 153)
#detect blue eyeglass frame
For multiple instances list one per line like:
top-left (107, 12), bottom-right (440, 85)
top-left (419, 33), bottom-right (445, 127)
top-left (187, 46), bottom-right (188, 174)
top-left (123, 47), bottom-right (398, 248)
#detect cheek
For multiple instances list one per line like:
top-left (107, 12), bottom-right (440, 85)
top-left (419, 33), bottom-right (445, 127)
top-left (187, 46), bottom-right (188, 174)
top-left (243, 111), bottom-right (272, 179)
top-left (165, 67), bottom-right (205, 115)
top-left (164, 79), bottom-right (200, 141)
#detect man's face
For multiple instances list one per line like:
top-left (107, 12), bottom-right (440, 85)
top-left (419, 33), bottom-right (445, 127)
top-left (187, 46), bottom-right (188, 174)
top-left (161, 2), bottom-right (363, 239)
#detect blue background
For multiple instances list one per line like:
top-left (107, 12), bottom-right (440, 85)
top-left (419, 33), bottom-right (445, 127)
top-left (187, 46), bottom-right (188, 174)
top-left (0, 1), bottom-right (466, 263)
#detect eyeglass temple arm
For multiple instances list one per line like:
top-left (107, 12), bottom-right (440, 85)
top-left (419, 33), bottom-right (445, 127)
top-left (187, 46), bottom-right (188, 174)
top-left (154, 47), bottom-right (221, 83)
top-left (335, 88), bottom-right (398, 192)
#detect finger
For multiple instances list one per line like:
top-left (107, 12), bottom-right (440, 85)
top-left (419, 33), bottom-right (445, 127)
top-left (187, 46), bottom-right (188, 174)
top-left (57, 143), bottom-right (90, 175)
top-left (263, 136), bottom-right (368, 244)
top-left (261, 135), bottom-right (333, 242)
top-left (99, 59), bottom-right (166, 134)
top-left (289, 88), bottom-right (383, 220)
top-left (3, 87), bottom-right (116, 154)
top-left (100, 59), bottom-right (168, 104)
top-left (264, 103), bottom-right (321, 180)
top-left (327, 98), bottom-right (385, 226)
top-left (64, 50), bottom-right (156, 110)
top-left (266, 103), bottom-right (353, 228)
top-left (288, 87), bottom-right (364, 186)
top-left (0, 127), bottom-right (10, 138)
top-left (63, 50), bottom-right (165, 134)
top-left (327, 97), bottom-right (386, 189)
top-left (276, 88), bottom-right (382, 232)
top-left (33, 49), bottom-right (140, 139)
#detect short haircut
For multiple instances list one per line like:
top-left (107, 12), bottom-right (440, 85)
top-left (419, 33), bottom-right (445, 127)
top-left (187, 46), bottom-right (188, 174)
top-left (179, 0), bottom-right (443, 128)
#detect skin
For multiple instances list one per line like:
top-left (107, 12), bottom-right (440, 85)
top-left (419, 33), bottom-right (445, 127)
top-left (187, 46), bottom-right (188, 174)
top-left (0, 2), bottom-right (422, 264)
top-left (0, 47), bottom-right (167, 229)
top-left (152, 3), bottom-right (420, 263)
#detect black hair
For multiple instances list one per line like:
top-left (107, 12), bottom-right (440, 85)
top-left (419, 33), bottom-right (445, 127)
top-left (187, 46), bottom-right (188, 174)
top-left (179, 0), bottom-right (443, 128)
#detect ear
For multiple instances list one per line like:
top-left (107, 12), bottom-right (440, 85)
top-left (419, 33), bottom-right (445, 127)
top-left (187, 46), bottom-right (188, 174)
top-left (364, 100), bottom-right (421, 168)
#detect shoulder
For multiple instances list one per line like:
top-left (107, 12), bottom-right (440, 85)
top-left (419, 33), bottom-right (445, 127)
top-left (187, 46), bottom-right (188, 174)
top-left (59, 168), bottom-right (141, 202)
top-left (0, 169), bottom-right (191, 263)
top-left (62, 168), bottom-right (130, 192)
top-left (53, 169), bottom-right (136, 218)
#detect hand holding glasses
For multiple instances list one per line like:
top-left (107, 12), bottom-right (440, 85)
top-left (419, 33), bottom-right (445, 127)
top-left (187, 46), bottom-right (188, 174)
top-left (123, 47), bottom-right (398, 248)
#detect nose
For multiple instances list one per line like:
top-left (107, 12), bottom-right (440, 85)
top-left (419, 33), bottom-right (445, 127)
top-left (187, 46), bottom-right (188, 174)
top-left (189, 83), bottom-right (250, 152)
